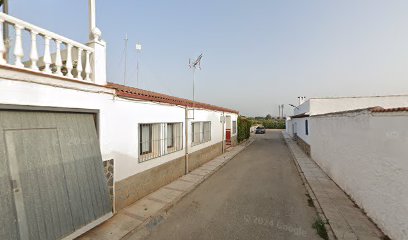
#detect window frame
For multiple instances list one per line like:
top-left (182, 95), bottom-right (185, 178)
top-left (139, 122), bottom-right (183, 163)
top-left (192, 121), bottom-right (211, 146)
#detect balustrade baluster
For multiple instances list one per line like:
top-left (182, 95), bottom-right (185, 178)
top-left (84, 50), bottom-right (91, 81)
top-left (30, 31), bottom-right (39, 70)
top-left (43, 36), bottom-right (52, 73)
top-left (13, 24), bottom-right (24, 67)
top-left (76, 48), bottom-right (83, 79)
top-left (0, 19), bottom-right (6, 64)
top-left (55, 40), bottom-right (63, 75)
top-left (65, 43), bottom-right (73, 77)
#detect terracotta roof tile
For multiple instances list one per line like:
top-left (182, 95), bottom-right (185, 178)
top-left (371, 107), bottom-right (408, 113)
top-left (106, 83), bottom-right (239, 114)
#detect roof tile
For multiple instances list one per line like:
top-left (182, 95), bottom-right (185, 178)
top-left (106, 83), bottom-right (239, 114)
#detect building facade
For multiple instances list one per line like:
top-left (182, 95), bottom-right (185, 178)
top-left (0, 4), bottom-right (238, 240)
top-left (286, 97), bottom-right (408, 240)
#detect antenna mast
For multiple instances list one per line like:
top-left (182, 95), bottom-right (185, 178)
top-left (188, 53), bottom-right (203, 119)
top-left (136, 43), bottom-right (142, 88)
top-left (123, 33), bottom-right (128, 85)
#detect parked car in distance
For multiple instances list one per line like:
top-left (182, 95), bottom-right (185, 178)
top-left (255, 126), bottom-right (266, 134)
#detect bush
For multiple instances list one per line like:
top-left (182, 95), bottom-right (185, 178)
top-left (237, 116), bottom-right (251, 142)
top-left (261, 119), bottom-right (285, 129)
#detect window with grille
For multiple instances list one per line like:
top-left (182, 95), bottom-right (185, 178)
top-left (232, 121), bottom-right (237, 134)
top-left (139, 123), bottom-right (183, 162)
top-left (192, 121), bottom-right (211, 146)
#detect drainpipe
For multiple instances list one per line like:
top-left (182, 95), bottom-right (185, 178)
top-left (221, 112), bottom-right (225, 153)
top-left (184, 107), bottom-right (189, 174)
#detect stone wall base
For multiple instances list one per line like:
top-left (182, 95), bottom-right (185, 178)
top-left (114, 141), bottom-right (224, 211)
top-left (188, 141), bottom-right (223, 171)
top-left (295, 136), bottom-right (311, 157)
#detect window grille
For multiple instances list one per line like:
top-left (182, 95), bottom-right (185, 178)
top-left (139, 122), bottom-right (183, 162)
top-left (192, 121), bottom-right (211, 146)
top-left (232, 121), bottom-right (237, 134)
top-left (203, 122), bottom-right (211, 142)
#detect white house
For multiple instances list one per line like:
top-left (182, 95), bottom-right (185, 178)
top-left (286, 96), bottom-right (408, 240)
top-left (0, 2), bottom-right (239, 240)
top-left (286, 95), bottom-right (408, 154)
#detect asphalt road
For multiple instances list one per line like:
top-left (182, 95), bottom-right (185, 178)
top-left (129, 130), bottom-right (321, 240)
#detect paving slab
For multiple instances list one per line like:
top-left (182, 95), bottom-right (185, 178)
top-left (79, 213), bottom-right (143, 240)
top-left (77, 137), bottom-right (254, 240)
top-left (147, 188), bottom-right (182, 204)
top-left (282, 132), bottom-right (384, 240)
top-left (180, 173), bottom-right (204, 183)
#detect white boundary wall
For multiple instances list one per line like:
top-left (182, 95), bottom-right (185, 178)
top-left (0, 70), bottom-right (237, 182)
top-left (294, 96), bottom-right (408, 116)
top-left (310, 111), bottom-right (408, 240)
top-left (289, 95), bottom-right (408, 143)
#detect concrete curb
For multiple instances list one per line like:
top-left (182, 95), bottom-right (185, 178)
top-left (123, 137), bottom-right (255, 240)
top-left (281, 132), bottom-right (337, 240)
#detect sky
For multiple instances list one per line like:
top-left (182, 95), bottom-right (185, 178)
top-left (9, 0), bottom-right (408, 116)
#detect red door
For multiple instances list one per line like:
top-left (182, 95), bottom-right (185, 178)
top-left (226, 129), bottom-right (231, 145)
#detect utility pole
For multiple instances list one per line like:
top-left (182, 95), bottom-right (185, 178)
top-left (278, 105), bottom-right (281, 119)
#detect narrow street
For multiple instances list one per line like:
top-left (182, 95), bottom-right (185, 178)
top-left (128, 130), bottom-right (320, 240)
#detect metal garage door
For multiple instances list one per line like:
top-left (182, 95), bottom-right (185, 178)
top-left (0, 111), bottom-right (111, 240)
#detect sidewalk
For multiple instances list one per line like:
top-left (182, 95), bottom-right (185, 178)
top-left (78, 138), bottom-right (254, 240)
top-left (283, 132), bottom-right (384, 240)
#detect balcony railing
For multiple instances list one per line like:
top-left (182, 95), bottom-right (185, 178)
top-left (0, 13), bottom-right (94, 82)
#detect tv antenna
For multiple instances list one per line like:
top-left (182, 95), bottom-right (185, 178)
top-left (123, 33), bottom-right (128, 85)
top-left (188, 53), bottom-right (203, 119)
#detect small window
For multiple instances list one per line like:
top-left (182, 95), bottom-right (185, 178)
top-left (192, 121), bottom-right (211, 145)
top-left (232, 121), bottom-right (237, 134)
top-left (305, 120), bottom-right (309, 135)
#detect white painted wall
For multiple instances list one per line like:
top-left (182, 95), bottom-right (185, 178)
top-left (291, 117), bottom-right (310, 143)
top-left (0, 71), bottom-right (237, 183)
top-left (288, 95), bottom-right (408, 143)
top-left (187, 109), bottom-right (229, 153)
top-left (310, 111), bottom-right (408, 240)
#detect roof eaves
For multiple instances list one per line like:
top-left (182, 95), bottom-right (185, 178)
top-left (371, 107), bottom-right (408, 113)
top-left (107, 83), bottom-right (239, 114)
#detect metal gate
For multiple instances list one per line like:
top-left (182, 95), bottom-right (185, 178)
top-left (0, 111), bottom-right (111, 240)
